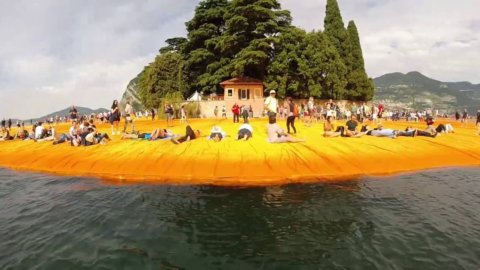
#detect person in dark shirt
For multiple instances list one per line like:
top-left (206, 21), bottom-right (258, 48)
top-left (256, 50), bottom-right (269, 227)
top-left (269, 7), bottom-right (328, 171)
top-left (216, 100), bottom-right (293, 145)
top-left (69, 106), bottom-right (78, 122)
top-left (476, 110), bottom-right (480, 135)
top-left (109, 100), bottom-right (120, 135)
top-left (171, 125), bottom-right (200, 144)
top-left (345, 115), bottom-right (365, 138)
top-left (286, 97), bottom-right (297, 134)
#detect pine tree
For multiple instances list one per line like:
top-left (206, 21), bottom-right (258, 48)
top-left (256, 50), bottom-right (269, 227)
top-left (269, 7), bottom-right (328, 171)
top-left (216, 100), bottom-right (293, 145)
top-left (182, 0), bottom-right (230, 95)
top-left (219, 0), bottom-right (292, 80)
top-left (266, 26), bottom-right (307, 98)
top-left (300, 31), bottom-right (347, 99)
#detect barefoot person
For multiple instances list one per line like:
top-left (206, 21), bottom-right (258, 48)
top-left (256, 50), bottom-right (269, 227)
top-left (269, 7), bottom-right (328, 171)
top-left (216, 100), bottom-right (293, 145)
top-left (323, 116), bottom-right (344, 137)
top-left (477, 109), bottom-right (480, 135)
top-left (461, 109), bottom-right (468, 127)
top-left (110, 100), bottom-right (121, 135)
top-left (237, 122), bottom-right (253, 141)
top-left (164, 104), bottom-right (174, 127)
top-left (232, 103), bottom-right (240, 123)
top-left (208, 126), bottom-right (226, 142)
top-left (171, 125), bottom-right (201, 144)
top-left (286, 97), bottom-right (297, 134)
top-left (267, 116), bottom-right (305, 143)
top-left (123, 101), bottom-right (135, 134)
top-left (345, 115), bottom-right (365, 138)
top-left (214, 106), bottom-right (219, 119)
top-left (180, 105), bottom-right (188, 124)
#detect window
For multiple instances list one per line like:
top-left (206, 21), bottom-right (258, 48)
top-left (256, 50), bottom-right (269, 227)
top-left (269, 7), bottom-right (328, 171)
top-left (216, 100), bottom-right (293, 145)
top-left (240, 89), bottom-right (249, 100)
top-left (227, 89), bottom-right (233, 97)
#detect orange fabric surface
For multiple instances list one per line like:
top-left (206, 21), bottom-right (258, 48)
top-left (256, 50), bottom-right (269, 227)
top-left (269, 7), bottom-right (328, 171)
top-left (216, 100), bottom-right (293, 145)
top-left (0, 118), bottom-right (479, 186)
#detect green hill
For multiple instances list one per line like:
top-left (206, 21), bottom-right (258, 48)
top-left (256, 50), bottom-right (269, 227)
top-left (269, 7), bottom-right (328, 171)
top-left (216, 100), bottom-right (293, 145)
top-left (373, 71), bottom-right (480, 113)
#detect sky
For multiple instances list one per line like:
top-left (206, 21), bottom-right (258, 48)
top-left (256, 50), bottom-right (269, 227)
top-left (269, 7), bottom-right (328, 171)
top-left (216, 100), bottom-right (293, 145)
top-left (0, 0), bottom-right (479, 119)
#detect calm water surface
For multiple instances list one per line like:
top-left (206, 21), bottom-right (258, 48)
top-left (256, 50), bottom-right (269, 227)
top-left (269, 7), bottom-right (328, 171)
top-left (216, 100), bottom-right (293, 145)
top-left (0, 168), bottom-right (479, 270)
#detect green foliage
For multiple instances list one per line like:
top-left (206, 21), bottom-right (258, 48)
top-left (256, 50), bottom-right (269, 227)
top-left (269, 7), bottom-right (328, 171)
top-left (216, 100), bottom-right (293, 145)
top-left (134, 0), bottom-right (374, 110)
top-left (183, 0), bottom-right (230, 96)
top-left (160, 37), bottom-right (188, 54)
top-left (219, 0), bottom-right (292, 80)
top-left (138, 52), bottom-right (186, 110)
top-left (345, 20), bottom-right (374, 100)
top-left (324, 0), bottom-right (349, 60)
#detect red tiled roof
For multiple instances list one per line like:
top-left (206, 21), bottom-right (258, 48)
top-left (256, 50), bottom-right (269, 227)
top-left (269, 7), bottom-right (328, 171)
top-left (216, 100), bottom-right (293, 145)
top-left (220, 77), bottom-right (264, 87)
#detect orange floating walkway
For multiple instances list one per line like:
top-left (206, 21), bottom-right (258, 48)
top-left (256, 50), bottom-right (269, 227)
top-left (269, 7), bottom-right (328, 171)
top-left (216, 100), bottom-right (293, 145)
top-left (0, 119), bottom-right (479, 186)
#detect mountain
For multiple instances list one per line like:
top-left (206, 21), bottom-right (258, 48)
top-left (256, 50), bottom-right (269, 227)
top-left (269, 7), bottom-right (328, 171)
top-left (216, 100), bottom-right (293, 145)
top-left (373, 71), bottom-right (480, 113)
top-left (119, 72), bottom-right (145, 112)
top-left (27, 107), bottom-right (109, 122)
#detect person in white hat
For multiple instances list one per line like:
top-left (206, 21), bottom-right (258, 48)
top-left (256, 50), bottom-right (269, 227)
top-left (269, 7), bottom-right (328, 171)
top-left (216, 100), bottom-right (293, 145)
top-left (264, 90), bottom-right (278, 117)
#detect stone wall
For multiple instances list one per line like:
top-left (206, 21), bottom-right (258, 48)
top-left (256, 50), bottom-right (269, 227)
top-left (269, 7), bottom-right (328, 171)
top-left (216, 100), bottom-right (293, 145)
top-left (194, 99), bottom-right (375, 118)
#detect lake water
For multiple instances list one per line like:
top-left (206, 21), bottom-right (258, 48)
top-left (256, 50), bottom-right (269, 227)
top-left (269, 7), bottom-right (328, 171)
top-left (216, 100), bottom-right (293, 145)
top-left (0, 168), bottom-right (479, 270)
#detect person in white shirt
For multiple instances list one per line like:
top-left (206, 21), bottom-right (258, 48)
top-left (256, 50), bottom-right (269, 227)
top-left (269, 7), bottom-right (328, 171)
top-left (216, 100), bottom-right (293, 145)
top-left (264, 90), bottom-right (278, 117)
top-left (208, 126), bottom-right (226, 142)
top-left (267, 116), bottom-right (305, 143)
top-left (180, 105), bottom-right (187, 124)
top-left (123, 101), bottom-right (135, 133)
top-left (237, 122), bottom-right (253, 141)
top-left (35, 124), bottom-right (44, 140)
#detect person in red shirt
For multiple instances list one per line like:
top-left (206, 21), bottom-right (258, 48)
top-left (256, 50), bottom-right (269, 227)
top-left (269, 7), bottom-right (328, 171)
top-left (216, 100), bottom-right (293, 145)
top-left (232, 103), bottom-right (240, 123)
top-left (378, 104), bottom-right (384, 119)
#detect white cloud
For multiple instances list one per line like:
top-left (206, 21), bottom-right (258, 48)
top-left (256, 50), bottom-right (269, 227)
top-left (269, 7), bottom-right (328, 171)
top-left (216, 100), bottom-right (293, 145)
top-left (280, 0), bottom-right (480, 83)
top-left (0, 0), bottom-right (479, 118)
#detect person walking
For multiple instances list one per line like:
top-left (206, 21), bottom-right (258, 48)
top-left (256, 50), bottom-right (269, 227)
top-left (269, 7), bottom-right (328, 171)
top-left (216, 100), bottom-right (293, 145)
top-left (110, 100), bottom-right (121, 135)
top-left (180, 105), bottom-right (188, 124)
top-left (214, 106), bottom-right (219, 119)
top-left (164, 104), bottom-right (174, 127)
top-left (476, 109), bottom-right (480, 135)
top-left (151, 108), bottom-right (156, 121)
top-left (221, 105), bottom-right (227, 119)
top-left (461, 109), bottom-right (468, 127)
top-left (264, 90), bottom-right (278, 118)
top-left (69, 105), bottom-right (78, 124)
top-left (286, 97), bottom-right (297, 134)
top-left (241, 105), bottom-right (249, 123)
top-left (232, 103), bottom-right (240, 123)
top-left (7, 118), bottom-right (12, 130)
top-left (123, 101), bottom-right (135, 134)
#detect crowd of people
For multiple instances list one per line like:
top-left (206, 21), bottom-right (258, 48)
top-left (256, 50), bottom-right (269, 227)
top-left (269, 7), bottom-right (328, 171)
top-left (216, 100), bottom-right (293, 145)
top-left (1, 94), bottom-right (479, 146)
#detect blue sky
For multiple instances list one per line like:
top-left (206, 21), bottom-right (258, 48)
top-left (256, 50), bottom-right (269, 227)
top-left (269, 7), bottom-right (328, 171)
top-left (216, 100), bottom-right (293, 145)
top-left (0, 0), bottom-right (479, 118)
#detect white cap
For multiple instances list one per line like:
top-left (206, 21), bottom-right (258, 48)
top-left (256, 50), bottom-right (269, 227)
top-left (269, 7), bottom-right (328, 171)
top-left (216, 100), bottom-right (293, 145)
top-left (270, 90), bottom-right (276, 94)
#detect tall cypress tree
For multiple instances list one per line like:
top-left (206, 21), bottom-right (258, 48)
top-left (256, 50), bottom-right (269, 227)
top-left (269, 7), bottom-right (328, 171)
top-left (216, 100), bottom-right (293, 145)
top-left (182, 0), bottom-right (230, 95)
top-left (219, 0), bottom-right (292, 80)
top-left (346, 21), bottom-right (365, 72)
top-left (324, 0), bottom-right (348, 61)
top-left (345, 20), bottom-right (374, 100)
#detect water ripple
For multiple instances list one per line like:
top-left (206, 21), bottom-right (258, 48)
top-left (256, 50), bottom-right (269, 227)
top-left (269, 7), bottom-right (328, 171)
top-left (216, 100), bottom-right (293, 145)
top-left (0, 167), bottom-right (479, 269)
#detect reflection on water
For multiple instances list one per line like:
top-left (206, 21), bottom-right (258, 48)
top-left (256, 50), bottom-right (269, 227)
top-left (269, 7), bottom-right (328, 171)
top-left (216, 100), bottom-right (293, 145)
top-left (0, 168), bottom-right (479, 269)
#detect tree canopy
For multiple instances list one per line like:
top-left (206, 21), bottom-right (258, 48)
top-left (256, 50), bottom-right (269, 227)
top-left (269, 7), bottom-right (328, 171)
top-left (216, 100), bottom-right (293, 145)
top-left (135, 0), bottom-right (374, 110)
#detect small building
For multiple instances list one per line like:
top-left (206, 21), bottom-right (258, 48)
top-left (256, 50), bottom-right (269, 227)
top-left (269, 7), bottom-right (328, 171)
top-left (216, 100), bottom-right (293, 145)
top-left (220, 77), bottom-right (265, 117)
